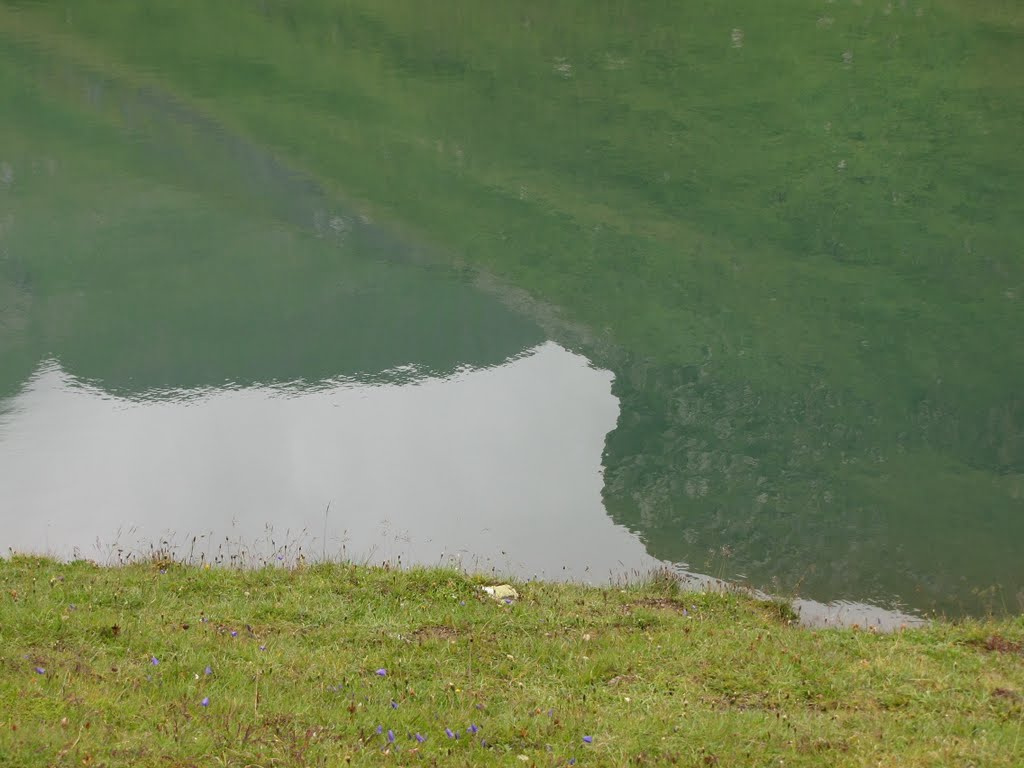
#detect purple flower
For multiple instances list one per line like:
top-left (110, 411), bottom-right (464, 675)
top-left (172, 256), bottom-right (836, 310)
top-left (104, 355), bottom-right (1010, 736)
top-left (230, 630), bottom-right (238, 637)
top-left (376, 725), bottom-right (383, 735)
top-left (547, 708), bottom-right (554, 717)
top-left (375, 668), bottom-right (387, 676)
top-left (201, 697), bottom-right (210, 707)
top-left (569, 759), bottom-right (577, 766)
top-left (150, 656), bottom-right (159, 666)
top-left (387, 730), bottom-right (396, 743)
top-left (445, 728), bottom-right (455, 739)
top-left (481, 739), bottom-right (489, 748)
top-left (204, 666), bottom-right (213, 676)
top-left (583, 735), bottom-right (593, 744)
top-left (390, 700), bottom-right (398, 709)
top-left (415, 733), bottom-right (426, 743)
top-left (34, 666), bottom-right (45, 675)
top-left (259, 645), bottom-right (267, 651)
top-left (468, 724), bottom-right (479, 734)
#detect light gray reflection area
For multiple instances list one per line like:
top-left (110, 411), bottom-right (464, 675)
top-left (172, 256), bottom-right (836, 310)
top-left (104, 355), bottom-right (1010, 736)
top-left (1, 343), bottom-right (664, 581)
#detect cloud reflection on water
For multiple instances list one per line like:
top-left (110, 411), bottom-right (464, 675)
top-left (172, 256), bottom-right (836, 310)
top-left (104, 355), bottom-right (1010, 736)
top-left (1, 342), bottom-right (666, 583)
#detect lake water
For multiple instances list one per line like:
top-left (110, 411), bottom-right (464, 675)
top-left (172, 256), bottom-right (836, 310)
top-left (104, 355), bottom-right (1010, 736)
top-left (1, 2), bottom-right (1021, 620)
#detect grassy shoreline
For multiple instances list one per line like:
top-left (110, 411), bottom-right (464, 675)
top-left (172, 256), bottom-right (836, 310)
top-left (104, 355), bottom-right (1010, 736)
top-left (1, 557), bottom-right (1021, 766)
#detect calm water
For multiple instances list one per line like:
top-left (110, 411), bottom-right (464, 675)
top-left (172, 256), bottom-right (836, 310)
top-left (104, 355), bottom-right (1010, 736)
top-left (1, 2), bottom-right (1021, 619)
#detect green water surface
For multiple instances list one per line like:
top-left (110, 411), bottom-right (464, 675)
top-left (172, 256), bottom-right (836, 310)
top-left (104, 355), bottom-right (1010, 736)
top-left (1, 0), bottom-right (1021, 615)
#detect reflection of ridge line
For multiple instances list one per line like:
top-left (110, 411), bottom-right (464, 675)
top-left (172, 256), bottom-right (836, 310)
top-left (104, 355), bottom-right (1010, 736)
top-left (3, 20), bottom-right (552, 399)
top-left (18, 346), bottom-right (567, 405)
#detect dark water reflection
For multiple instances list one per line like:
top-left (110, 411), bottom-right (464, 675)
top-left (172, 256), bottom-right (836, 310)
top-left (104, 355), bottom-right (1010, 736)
top-left (602, 360), bottom-right (1024, 616)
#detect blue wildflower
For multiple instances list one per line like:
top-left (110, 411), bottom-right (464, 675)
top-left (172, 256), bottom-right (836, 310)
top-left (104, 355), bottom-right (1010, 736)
top-left (34, 666), bottom-right (45, 675)
top-left (201, 697), bottom-right (210, 707)
top-left (445, 728), bottom-right (455, 739)
top-left (204, 666), bottom-right (213, 676)
top-left (583, 735), bottom-right (593, 744)
top-left (376, 668), bottom-right (387, 677)
top-left (376, 725), bottom-right (383, 735)
top-left (468, 724), bottom-right (479, 734)
top-left (387, 730), bottom-right (396, 743)
top-left (415, 733), bottom-right (426, 743)
top-left (390, 700), bottom-right (398, 709)
top-left (150, 656), bottom-right (159, 666)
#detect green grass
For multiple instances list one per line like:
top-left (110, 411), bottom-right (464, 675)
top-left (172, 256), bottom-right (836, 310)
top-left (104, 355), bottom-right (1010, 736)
top-left (1, 557), bottom-right (1022, 766)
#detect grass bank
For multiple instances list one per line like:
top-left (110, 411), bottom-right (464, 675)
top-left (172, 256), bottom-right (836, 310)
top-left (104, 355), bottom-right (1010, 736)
top-left (1, 557), bottom-right (1022, 766)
